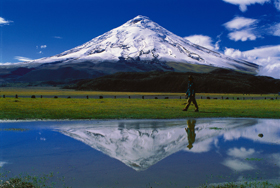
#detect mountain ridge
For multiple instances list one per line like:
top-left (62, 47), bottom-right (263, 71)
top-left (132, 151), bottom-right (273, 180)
top-left (29, 15), bottom-right (258, 72)
top-left (0, 15), bottom-right (259, 83)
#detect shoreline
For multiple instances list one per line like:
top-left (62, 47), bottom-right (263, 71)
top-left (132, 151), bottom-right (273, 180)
top-left (1, 116), bottom-right (279, 123)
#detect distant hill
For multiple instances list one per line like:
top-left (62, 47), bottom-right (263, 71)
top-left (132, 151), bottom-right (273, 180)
top-left (64, 70), bottom-right (280, 94)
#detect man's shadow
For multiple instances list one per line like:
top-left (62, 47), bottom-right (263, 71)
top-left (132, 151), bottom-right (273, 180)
top-left (185, 120), bottom-right (196, 150)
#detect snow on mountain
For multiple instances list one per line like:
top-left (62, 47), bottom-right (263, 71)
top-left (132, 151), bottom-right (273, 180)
top-left (27, 15), bottom-right (258, 73)
top-left (55, 118), bottom-right (262, 171)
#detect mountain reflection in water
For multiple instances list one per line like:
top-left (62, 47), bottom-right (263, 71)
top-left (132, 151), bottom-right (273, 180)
top-left (55, 118), bottom-right (280, 172)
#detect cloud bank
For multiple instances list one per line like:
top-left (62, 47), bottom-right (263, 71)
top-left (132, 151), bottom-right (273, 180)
top-left (275, 0), bottom-right (280, 10)
top-left (184, 33), bottom-right (280, 79)
top-left (224, 45), bottom-right (280, 78)
top-left (270, 23), bottom-right (280, 36)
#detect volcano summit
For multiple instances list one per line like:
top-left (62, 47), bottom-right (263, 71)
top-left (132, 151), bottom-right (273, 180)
top-left (1, 15), bottom-right (259, 82)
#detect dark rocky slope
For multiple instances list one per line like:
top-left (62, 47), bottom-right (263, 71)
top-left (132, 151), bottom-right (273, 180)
top-left (64, 69), bottom-right (280, 94)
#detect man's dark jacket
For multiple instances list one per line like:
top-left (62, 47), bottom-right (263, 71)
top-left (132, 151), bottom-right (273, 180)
top-left (186, 81), bottom-right (195, 97)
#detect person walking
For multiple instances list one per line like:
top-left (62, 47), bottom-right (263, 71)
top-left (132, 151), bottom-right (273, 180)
top-left (182, 75), bottom-right (199, 112)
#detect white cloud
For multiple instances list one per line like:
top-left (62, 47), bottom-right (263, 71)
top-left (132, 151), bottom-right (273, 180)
top-left (271, 153), bottom-right (280, 167)
top-left (224, 47), bottom-right (243, 58)
top-left (0, 62), bottom-right (12, 65)
top-left (214, 33), bottom-right (223, 51)
top-left (222, 0), bottom-right (270, 12)
top-left (223, 17), bottom-right (260, 41)
top-left (38, 51), bottom-right (43, 54)
top-left (244, 45), bottom-right (280, 78)
top-left (40, 45), bottom-right (47, 49)
top-left (0, 161), bottom-right (7, 167)
top-left (222, 119), bottom-right (280, 145)
top-left (224, 17), bottom-right (280, 41)
top-left (0, 17), bottom-right (12, 25)
top-left (14, 56), bottom-right (33, 62)
top-left (0, 62), bottom-right (27, 67)
top-left (224, 45), bottom-right (280, 78)
top-left (228, 29), bottom-right (257, 41)
top-left (227, 147), bottom-right (255, 158)
top-left (224, 17), bottom-right (257, 30)
top-left (222, 159), bottom-right (255, 171)
top-left (270, 23), bottom-right (280, 36)
top-left (54, 36), bottom-right (62, 39)
top-left (184, 35), bottom-right (218, 50)
top-left (183, 138), bottom-right (214, 153)
top-left (224, 16), bottom-right (280, 41)
top-left (214, 40), bottom-right (221, 50)
top-left (274, 0), bottom-right (280, 10)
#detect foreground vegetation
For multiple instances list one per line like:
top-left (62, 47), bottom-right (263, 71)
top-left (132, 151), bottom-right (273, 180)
top-left (0, 170), bottom-right (70, 188)
top-left (1, 172), bottom-right (280, 188)
top-left (0, 97), bottom-right (279, 120)
top-left (201, 181), bottom-right (280, 188)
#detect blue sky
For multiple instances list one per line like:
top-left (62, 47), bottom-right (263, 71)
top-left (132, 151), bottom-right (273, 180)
top-left (1, 0), bottom-right (280, 77)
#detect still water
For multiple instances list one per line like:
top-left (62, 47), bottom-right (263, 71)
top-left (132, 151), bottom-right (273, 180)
top-left (0, 118), bottom-right (280, 187)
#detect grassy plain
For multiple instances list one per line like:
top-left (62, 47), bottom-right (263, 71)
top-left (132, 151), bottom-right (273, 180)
top-left (0, 97), bottom-right (279, 120)
top-left (0, 86), bottom-right (278, 98)
top-left (0, 87), bottom-right (184, 97)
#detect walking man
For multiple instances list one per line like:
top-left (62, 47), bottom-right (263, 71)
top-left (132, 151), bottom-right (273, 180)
top-left (182, 75), bottom-right (199, 112)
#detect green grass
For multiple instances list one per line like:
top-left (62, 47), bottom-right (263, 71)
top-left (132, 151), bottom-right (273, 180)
top-left (0, 86), bottom-right (185, 96)
top-left (166, 61), bottom-right (218, 73)
top-left (0, 97), bottom-right (279, 120)
top-left (0, 169), bottom-right (69, 188)
top-left (0, 87), bottom-right (278, 98)
top-left (201, 180), bottom-right (280, 188)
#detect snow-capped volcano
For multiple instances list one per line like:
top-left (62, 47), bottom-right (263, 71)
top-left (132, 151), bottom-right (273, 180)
top-left (0, 15), bottom-right (260, 83)
top-left (29, 15), bottom-right (258, 72)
